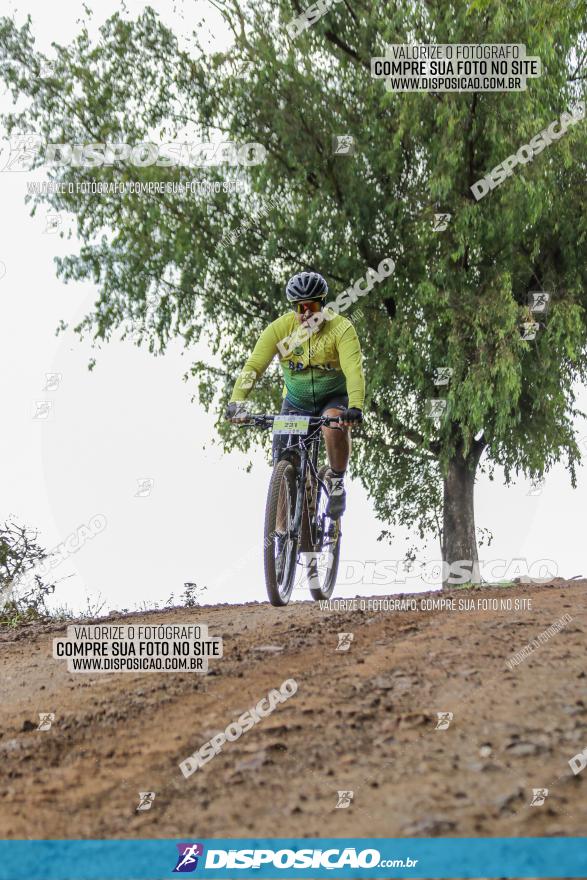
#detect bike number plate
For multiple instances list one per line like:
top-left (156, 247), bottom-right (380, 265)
top-left (273, 415), bottom-right (311, 435)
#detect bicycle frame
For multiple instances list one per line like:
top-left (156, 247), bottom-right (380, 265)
top-left (288, 431), bottom-right (319, 546)
top-left (279, 418), bottom-right (336, 547)
top-left (240, 413), bottom-right (338, 547)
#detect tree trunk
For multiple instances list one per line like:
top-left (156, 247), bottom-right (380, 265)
top-left (442, 447), bottom-right (483, 588)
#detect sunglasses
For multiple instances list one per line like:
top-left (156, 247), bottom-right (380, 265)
top-left (293, 300), bottom-right (322, 314)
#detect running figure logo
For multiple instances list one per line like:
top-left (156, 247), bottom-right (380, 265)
top-left (136, 791), bottom-right (156, 811)
top-left (529, 788), bottom-right (549, 806)
top-left (37, 713), bottom-right (55, 731)
top-left (332, 135), bottom-right (355, 155)
top-left (529, 291), bottom-right (550, 314)
top-left (173, 843), bottom-right (204, 873)
top-left (435, 712), bottom-right (454, 730)
top-left (432, 213), bottom-right (451, 231)
top-left (335, 790), bottom-right (354, 809)
top-left (336, 632), bottom-right (354, 652)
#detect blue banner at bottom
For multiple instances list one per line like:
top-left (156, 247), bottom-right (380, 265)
top-left (0, 838), bottom-right (585, 879)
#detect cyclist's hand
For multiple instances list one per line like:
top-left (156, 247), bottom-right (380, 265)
top-left (225, 402), bottom-right (249, 423)
top-left (340, 407), bottom-right (363, 427)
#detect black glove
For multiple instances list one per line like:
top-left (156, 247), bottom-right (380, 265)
top-left (341, 407), bottom-right (363, 425)
top-left (225, 402), bottom-right (244, 421)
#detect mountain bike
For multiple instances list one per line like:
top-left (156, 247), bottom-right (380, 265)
top-left (239, 413), bottom-right (342, 606)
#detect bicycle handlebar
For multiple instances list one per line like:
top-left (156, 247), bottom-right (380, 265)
top-left (235, 414), bottom-right (341, 428)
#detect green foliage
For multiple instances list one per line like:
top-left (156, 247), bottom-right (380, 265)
top-left (178, 582), bottom-right (208, 607)
top-left (0, 0), bottom-right (585, 552)
top-left (0, 520), bottom-right (57, 626)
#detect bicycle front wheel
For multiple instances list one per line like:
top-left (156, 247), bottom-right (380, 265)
top-left (264, 459), bottom-right (298, 606)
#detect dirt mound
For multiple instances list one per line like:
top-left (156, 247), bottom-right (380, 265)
top-left (0, 580), bottom-right (585, 839)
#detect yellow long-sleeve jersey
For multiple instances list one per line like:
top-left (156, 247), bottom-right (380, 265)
top-left (230, 312), bottom-right (365, 411)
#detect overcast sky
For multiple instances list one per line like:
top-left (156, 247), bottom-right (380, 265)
top-left (1, 0), bottom-right (585, 615)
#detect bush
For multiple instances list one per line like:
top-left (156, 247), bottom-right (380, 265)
top-left (0, 520), bottom-right (57, 626)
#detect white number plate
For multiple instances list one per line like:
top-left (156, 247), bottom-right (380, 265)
top-left (273, 415), bottom-right (311, 435)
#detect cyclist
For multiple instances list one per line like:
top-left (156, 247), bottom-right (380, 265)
top-left (226, 271), bottom-right (364, 518)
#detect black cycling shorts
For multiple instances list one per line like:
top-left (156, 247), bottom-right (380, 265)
top-left (271, 394), bottom-right (348, 464)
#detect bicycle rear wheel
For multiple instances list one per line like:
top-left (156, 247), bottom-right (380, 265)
top-left (306, 465), bottom-right (341, 600)
top-left (264, 459), bottom-right (298, 606)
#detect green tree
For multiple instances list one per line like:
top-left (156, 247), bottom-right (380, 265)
top-left (1, 0), bottom-right (586, 582)
top-left (0, 519), bottom-right (56, 625)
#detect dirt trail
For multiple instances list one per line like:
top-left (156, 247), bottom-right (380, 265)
top-left (0, 580), bottom-right (586, 840)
